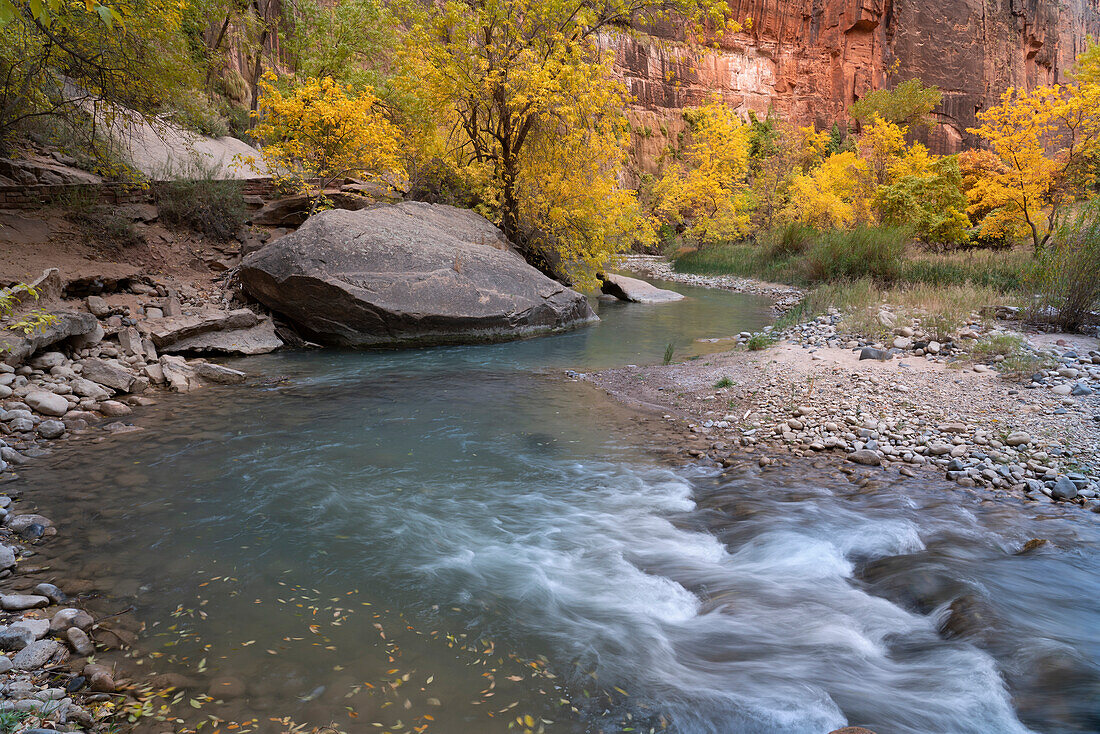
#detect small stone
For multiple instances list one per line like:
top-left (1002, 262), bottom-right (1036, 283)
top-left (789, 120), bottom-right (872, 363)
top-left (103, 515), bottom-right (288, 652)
top-left (33, 583), bottom-right (65, 604)
top-left (86, 296), bottom-right (111, 317)
top-left (1051, 476), bottom-right (1079, 501)
top-left (24, 391), bottom-right (69, 417)
top-left (9, 619), bottom-right (49, 640)
top-left (35, 420), bottom-right (65, 439)
top-left (193, 363), bottom-right (247, 384)
top-left (1052, 384), bottom-right (1073, 395)
top-left (0, 656), bottom-right (11, 673)
top-left (0, 627), bottom-right (34, 650)
top-left (11, 639), bottom-right (60, 670)
top-left (859, 347), bottom-right (890, 361)
top-left (6, 514), bottom-right (53, 533)
top-left (50, 608), bottom-right (94, 633)
top-left (1005, 432), bottom-right (1031, 447)
top-left (939, 422), bottom-right (968, 434)
top-left (65, 627), bottom-right (94, 656)
top-left (847, 449), bottom-right (882, 466)
top-left (0, 594), bottom-right (49, 611)
top-left (899, 466), bottom-right (916, 477)
top-left (1071, 383), bottom-right (1093, 396)
top-left (98, 400), bottom-right (132, 417)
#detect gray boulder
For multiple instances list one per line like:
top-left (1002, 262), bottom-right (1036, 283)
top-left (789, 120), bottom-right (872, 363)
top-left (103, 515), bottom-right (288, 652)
top-left (239, 203), bottom-right (596, 347)
top-left (599, 273), bottom-right (684, 304)
top-left (24, 391), bottom-right (68, 417)
top-left (81, 358), bottom-right (135, 393)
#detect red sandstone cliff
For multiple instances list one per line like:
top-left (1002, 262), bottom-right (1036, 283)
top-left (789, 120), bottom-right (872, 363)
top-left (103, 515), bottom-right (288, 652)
top-left (609, 0), bottom-right (1100, 168)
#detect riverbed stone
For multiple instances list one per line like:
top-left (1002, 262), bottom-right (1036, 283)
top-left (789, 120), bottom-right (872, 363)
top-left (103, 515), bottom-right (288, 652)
top-left (33, 583), bottom-right (65, 604)
top-left (49, 608), bottom-right (93, 633)
top-left (80, 358), bottom-right (135, 393)
top-left (11, 639), bottom-right (60, 669)
top-left (98, 400), bottom-right (131, 417)
top-left (847, 449), bottom-right (882, 466)
top-left (69, 377), bottom-right (110, 400)
top-left (0, 594), bottom-right (48, 611)
top-left (0, 627), bottom-right (34, 650)
top-left (65, 627), bottom-right (94, 656)
top-left (1005, 431), bottom-right (1031, 447)
top-left (239, 203), bottom-right (597, 347)
top-left (35, 420), bottom-right (64, 439)
top-left (858, 347), bottom-right (889, 361)
top-left (193, 363), bottom-right (247, 384)
top-left (1051, 476), bottom-right (1079, 501)
top-left (6, 514), bottom-right (52, 533)
top-left (24, 391), bottom-right (68, 417)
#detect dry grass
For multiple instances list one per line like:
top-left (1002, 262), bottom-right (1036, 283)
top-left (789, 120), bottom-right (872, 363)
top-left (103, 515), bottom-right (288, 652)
top-left (793, 279), bottom-right (1014, 342)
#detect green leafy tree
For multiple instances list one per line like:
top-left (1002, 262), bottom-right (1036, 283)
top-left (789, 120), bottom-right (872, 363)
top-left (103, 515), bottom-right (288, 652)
top-left (850, 79), bottom-right (942, 129)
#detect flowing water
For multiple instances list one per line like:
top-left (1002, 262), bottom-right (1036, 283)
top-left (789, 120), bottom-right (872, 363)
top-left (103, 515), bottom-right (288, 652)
top-left (12, 281), bottom-right (1100, 734)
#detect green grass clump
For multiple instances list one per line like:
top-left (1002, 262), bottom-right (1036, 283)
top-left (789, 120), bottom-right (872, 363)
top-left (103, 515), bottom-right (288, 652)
top-left (714, 376), bottom-right (734, 388)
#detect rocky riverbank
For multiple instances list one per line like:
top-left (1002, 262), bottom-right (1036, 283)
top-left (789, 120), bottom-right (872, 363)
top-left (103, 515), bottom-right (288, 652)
top-left (0, 271), bottom-right (279, 732)
top-left (587, 264), bottom-right (1100, 514)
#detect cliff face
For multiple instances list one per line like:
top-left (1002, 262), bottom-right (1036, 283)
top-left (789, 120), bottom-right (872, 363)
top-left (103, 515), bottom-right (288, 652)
top-left (608, 0), bottom-right (1100, 169)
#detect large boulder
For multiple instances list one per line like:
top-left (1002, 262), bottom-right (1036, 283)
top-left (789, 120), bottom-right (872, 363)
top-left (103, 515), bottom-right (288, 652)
top-left (599, 273), bottom-right (684, 304)
top-left (238, 203), bottom-right (597, 347)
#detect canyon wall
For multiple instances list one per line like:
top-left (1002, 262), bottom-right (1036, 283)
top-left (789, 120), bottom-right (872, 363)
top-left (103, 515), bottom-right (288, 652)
top-left (608, 0), bottom-right (1100, 170)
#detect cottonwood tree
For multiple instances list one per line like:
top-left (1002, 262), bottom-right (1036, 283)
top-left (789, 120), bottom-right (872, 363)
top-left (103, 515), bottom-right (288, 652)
top-left (968, 48), bottom-right (1100, 252)
top-left (400, 0), bottom-right (743, 282)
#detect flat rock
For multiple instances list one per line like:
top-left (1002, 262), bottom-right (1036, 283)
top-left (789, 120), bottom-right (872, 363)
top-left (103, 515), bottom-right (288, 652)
top-left (239, 203), bottom-right (597, 347)
top-left (69, 377), bottom-right (110, 400)
top-left (80, 358), bottom-right (135, 392)
top-left (166, 317), bottom-right (282, 355)
top-left (11, 639), bottom-right (60, 669)
top-left (145, 309), bottom-right (281, 355)
top-left (0, 595), bottom-right (49, 611)
top-left (0, 312), bottom-right (98, 367)
top-left (599, 273), bottom-right (684, 304)
top-left (193, 363), bottom-right (247, 384)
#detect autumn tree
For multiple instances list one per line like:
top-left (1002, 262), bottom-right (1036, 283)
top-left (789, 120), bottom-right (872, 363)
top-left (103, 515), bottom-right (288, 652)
top-left (244, 74), bottom-right (404, 211)
top-left (399, 0), bottom-right (741, 283)
top-left (783, 151), bottom-right (873, 229)
top-left (0, 0), bottom-right (197, 157)
top-left (745, 113), bottom-right (827, 229)
top-left (653, 99), bottom-right (753, 244)
top-left (967, 48), bottom-right (1100, 252)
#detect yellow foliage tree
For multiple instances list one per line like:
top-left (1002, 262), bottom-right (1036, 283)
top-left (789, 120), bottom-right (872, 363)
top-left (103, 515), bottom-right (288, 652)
top-left (244, 74), bottom-right (405, 211)
top-left (654, 100), bottom-right (753, 243)
top-left (783, 151), bottom-right (873, 229)
top-left (967, 48), bottom-right (1100, 251)
top-left (399, 0), bottom-right (742, 282)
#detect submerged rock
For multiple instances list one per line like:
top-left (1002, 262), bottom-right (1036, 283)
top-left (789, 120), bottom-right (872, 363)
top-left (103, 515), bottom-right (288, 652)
top-left (239, 203), bottom-right (597, 347)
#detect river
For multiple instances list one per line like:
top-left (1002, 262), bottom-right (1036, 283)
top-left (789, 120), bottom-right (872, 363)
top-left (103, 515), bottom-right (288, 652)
top-left (13, 280), bottom-right (1100, 734)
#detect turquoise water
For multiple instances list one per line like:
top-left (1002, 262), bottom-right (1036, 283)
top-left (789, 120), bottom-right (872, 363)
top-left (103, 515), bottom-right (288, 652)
top-left (15, 280), bottom-right (1100, 734)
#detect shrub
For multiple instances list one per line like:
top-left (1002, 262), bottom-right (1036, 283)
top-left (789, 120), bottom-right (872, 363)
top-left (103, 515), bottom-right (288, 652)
top-left (746, 332), bottom-right (776, 350)
top-left (759, 221), bottom-right (817, 259)
top-left (1027, 201), bottom-right (1100, 330)
top-left (714, 376), bottom-right (733, 388)
top-left (155, 178), bottom-right (247, 242)
top-left (803, 226), bottom-right (907, 283)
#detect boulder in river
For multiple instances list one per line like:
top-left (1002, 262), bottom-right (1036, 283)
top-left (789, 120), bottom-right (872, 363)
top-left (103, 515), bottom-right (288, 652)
top-left (599, 273), bottom-right (684, 304)
top-left (238, 203), bottom-right (597, 347)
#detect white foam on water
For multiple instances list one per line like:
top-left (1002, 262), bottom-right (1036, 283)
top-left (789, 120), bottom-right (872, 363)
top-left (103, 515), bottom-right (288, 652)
top-left (343, 458), bottom-right (1036, 734)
